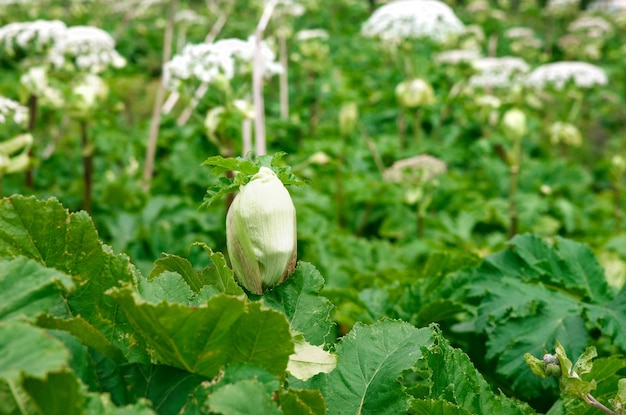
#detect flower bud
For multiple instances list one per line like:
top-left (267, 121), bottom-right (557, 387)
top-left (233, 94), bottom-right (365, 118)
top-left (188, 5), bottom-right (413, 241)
top-left (395, 78), bottom-right (435, 109)
top-left (549, 122), bottom-right (582, 147)
top-left (338, 102), bottom-right (358, 137)
top-left (501, 108), bottom-right (528, 141)
top-left (226, 167), bottom-right (297, 294)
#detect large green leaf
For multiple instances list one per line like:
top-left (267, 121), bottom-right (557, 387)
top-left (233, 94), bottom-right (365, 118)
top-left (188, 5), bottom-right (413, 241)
top-left (22, 371), bottom-right (84, 415)
top-left (108, 289), bottom-right (294, 378)
top-left (0, 196), bottom-right (145, 362)
top-left (410, 399), bottom-right (473, 415)
top-left (314, 319), bottom-right (434, 415)
top-left (412, 328), bottom-right (536, 415)
top-left (0, 322), bottom-right (70, 382)
top-left (206, 379), bottom-right (282, 415)
top-left (279, 389), bottom-right (326, 415)
top-left (0, 257), bottom-right (74, 322)
top-left (264, 262), bottom-right (335, 345)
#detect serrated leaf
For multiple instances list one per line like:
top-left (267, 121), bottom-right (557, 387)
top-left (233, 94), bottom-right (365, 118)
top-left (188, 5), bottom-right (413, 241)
top-left (264, 262), bottom-right (335, 345)
top-left (202, 155), bottom-right (259, 175)
top-left (279, 389), bottom-right (326, 415)
top-left (418, 328), bottom-right (536, 415)
top-left (35, 315), bottom-right (126, 363)
top-left (193, 244), bottom-right (244, 296)
top-left (206, 379), bottom-right (282, 415)
top-left (0, 196), bottom-right (145, 362)
top-left (585, 285), bottom-right (626, 350)
top-left (22, 371), bottom-right (84, 415)
top-left (0, 257), bottom-right (74, 322)
top-left (410, 399), bottom-right (473, 415)
top-left (320, 319), bottom-right (434, 415)
top-left (0, 322), bottom-right (70, 382)
top-left (151, 254), bottom-right (208, 293)
top-left (287, 335), bottom-right (337, 381)
top-left (108, 289), bottom-right (293, 378)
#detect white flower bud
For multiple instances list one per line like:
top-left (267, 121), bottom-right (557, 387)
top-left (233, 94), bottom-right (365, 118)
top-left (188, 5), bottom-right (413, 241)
top-left (226, 167), bottom-right (297, 294)
top-left (549, 122), bottom-right (582, 147)
top-left (395, 79), bottom-right (435, 109)
top-left (501, 108), bottom-right (528, 141)
top-left (339, 102), bottom-right (358, 136)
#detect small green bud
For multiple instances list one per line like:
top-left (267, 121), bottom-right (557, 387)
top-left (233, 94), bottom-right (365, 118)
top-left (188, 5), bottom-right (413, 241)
top-left (544, 353), bottom-right (561, 377)
top-left (501, 108), bottom-right (528, 141)
top-left (338, 102), bottom-right (358, 137)
top-left (550, 122), bottom-right (582, 147)
top-left (226, 167), bottom-right (297, 294)
top-left (395, 78), bottom-right (435, 109)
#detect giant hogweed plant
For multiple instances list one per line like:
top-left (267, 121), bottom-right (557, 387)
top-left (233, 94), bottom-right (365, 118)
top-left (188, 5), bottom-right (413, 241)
top-left (0, 155), bottom-right (624, 414)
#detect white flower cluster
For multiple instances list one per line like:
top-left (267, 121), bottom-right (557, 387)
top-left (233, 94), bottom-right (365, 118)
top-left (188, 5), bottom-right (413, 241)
top-left (0, 97), bottom-right (28, 126)
top-left (568, 16), bottom-right (613, 37)
top-left (545, 0), bottom-right (580, 15)
top-left (0, 20), bottom-right (125, 73)
top-left (295, 29), bottom-right (329, 42)
top-left (384, 154), bottom-right (447, 183)
top-left (0, 20), bottom-right (67, 56)
top-left (587, 0), bottom-right (626, 11)
top-left (468, 56), bottom-right (530, 88)
top-left (163, 37), bottom-right (282, 91)
top-left (525, 61), bottom-right (608, 89)
top-left (361, 0), bottom-right (465, 43)
top-left (175, 9), bottom-right (208, 26)
top-left (273, 0), bottom-right (306, 17)
top-left (434, 48), bottom-right (481, 65)
top-left (48, 26), bottom-right (126, 73)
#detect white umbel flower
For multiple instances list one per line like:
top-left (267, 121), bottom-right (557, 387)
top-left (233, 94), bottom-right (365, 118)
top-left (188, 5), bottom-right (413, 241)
top-left (226, 167), bottom-right (297, 294)
top-left (163, 37), bottom-right (282, 91)
top-left (361, 0), bottom-right (465, 42)
top-left (0, 97), bottom-right (28, 126)
top-left (468, 56), bottom-right (530, 88)
top-left (384, 154), bottom-right (447, 183)
top-left (48, 26), bottom-right (126, 73)
top-left (0, 20), bottom-right (67, 56)
top-left (434, 49), bottom-right (481, 65)
top-left (525, 61), bottom-right (608, 90)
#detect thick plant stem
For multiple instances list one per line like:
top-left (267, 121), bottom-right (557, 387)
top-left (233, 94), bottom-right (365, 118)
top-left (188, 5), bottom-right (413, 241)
top-left (585, 394), bottom-right (618, 415)
top-left (25, 94), bottom-right (37, 189)
top-left (279, 32), bottom-right (289, 120)
top-left (508, 164), bottom-right (519, 239)
top-left (81, 121), bottom-right (92, 214)
top-left (142, 0), bottom-right (177, 191)
top-left (253, 0), bottom-right (278, 157)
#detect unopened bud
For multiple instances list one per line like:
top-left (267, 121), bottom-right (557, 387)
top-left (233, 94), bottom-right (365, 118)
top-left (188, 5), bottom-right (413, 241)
top-left (395, 78), bottom-right (435, 109)
top-left (226, 167), bottom-right (297, 294)
top-left (550, 122), bottom-right (582, 147)
top-left (501, 108), bottom-right (528, 141)
top-left (339, 102), bottom-right (358, 136)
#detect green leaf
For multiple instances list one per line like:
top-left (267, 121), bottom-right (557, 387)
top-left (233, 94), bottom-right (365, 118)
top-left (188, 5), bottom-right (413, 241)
top-left (586, 285), bottom-right (626, 350)
top-left (192, 244), bottom-right (244, 296)
top-left (0, 322), bottom-right (70, 382)
top-left (264, 262), bottom-right (335, 345)
top-left (108, 289), bottom-right (294, 378)
top-left (416, 328), bottom-right (535, 415)
top-left (35, 315), bottom-right (126, 363)
top-left (0, 257), bottom-right (74, 322)
top-left (0, 196), bottom-right (145, 362)
top-left (279, 389), bottom-right (326, 415)
top-left (410, 399), bottom-right (473, 415)
top-left (22, 371), bottom-right (84, 415)
top-left (287, 334), bottom-right (337, 381)
top-left (151, 254), bottom-right (208, 293)
top-left (202, 155), bottom-right (259, 176)
top-left (139, 271), bottom-right (195, 304)
top-left (319, 319), bottom-right (434, 415)
top-left (206, 379), bottom-right (282, 415)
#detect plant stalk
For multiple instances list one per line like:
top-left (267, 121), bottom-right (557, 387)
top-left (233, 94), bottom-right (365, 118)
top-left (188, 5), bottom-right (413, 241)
top-left (142, 0), bottom-right (177, 191)
top-left (585, 393), bottom-right (618, 415)
top-left (25, 93), bottom-right (37, 189)
top-left (81, 121), bottom-right (93, 214)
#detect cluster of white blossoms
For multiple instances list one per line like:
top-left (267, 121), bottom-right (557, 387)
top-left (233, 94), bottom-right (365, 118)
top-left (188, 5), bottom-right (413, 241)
top-left (525, 61), bottom-right (608, 90)
top-left (361, 0), bottom-right (465, 43)
top-left (0, 20), bottom-right (125, 74)
top-left (468, 56), bottom-right (530, 88)
top-left (434, 49), bottom-right (481, 65)
top-left (295, 29), bottom-right (329, 42)
top-left (0, 20), bottom-right (67, 56)
top-left (0, 97), bottom-right (28, 126)
top-left (588, 0), bottom-right (626, 11)
top-left (384, 154), bottom-right (447, 184)
top-left (48, 26), bottom-right (126, 73)
top-left (545, 0), bottom-right (580, 15)
top-left (568, 15), bottom-right (613, 37)
top-left (163, 37), bottom-right (282, 91)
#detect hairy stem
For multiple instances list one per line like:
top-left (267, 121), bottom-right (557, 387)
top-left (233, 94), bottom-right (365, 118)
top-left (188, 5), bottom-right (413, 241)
top-left (585, 393), bottom-right (618, 415)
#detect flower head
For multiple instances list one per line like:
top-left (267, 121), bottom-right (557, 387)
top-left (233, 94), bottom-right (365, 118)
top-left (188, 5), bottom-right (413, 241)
top-left (384, 154), bottom-right (447, 184)
top-left (226, 167), bottom-right (297, 294)
top-left (361, 0), bottom-right (465, 43)
top-left (0, 19), bottom-right (66, 57)
top-left (0, 97), bottom-right (28, 126)
top-left (525, 61), bottom-right (608, 90)
top-left (468, 56), bottom-right (530, 89)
